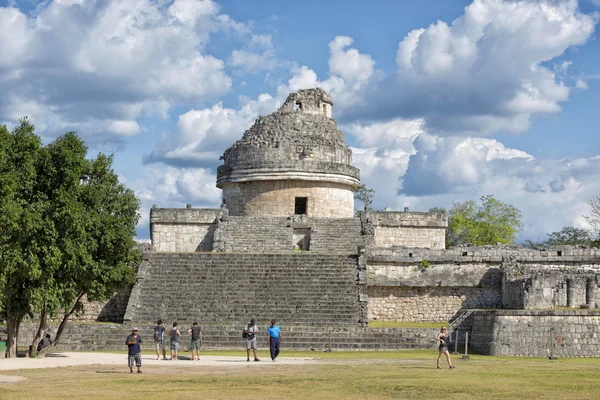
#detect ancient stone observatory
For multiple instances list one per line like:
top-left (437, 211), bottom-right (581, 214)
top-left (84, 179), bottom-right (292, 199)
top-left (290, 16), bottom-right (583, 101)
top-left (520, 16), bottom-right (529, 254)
top-left (216, 88), bottom-right (360, 218)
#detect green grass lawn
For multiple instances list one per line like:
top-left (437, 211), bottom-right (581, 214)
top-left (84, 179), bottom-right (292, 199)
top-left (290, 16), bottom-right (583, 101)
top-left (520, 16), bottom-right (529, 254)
top-left (2, 351), bottom-right (600, 399)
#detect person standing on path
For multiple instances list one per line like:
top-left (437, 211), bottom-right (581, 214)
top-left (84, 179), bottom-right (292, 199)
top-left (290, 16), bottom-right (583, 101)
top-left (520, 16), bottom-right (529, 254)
top-left (436, 326), bottom-right (455, 369)
top-left (244, 318), bottom-right (260, 362)
top-left (188, 322), bottom-right (203, 361)
top-left (153, 320), bottom-right (167, 360)
top-left (267, 319), bottom-right (282, 361)
top-left (170, 322), bottom-right (181, 360)
top-left (125, 327), bottom-right (143, 374)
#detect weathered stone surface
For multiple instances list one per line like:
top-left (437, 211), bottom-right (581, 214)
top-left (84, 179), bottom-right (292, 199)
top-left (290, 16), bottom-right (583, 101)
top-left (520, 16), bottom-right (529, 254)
top-left (125, 252), bottom-right (365, 327)
top-left (217, 88), bottom-right (359, 218)
top-left (470, 310), bottom-right (600, 357)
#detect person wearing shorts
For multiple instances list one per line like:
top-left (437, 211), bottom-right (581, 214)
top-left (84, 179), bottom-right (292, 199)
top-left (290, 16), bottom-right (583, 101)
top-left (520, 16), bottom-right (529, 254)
top-left (188, 322), bottom-right (203, 361)
top-left (170, 322), bottom-right (181, 360)
top-left (436, 326), bottom-right (455, 369)
top-left (125, 327), bottom-right (143, 374)
top-left (244, 318), bottom-right (260, 362)
top-left (153, 320), bottom-right (167, 360)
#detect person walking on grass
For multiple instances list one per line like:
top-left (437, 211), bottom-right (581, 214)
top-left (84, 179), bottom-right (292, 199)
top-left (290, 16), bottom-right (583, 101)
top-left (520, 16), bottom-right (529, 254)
top-left (267, 319), bottom-right (282, 361)
top-left (126, 327), bottom-right (143, 374)
top-left (436, 326), bottom-right (455, 369)
top-left (244, 318), bottom-right (260, 362)
top-left (170, 322), bottom-right (181, 360)
top-left (188, 322), bottom-right (203, 361)
top-left (153, 320), bottom-right (167, 360)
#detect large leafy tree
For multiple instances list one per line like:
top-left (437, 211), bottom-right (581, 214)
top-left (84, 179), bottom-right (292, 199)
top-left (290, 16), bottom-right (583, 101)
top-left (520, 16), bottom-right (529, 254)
top-left (0, 119), bottom-right (46, 358)
top-left (0, 119), bottom-right (140, 358)
top-left (446, 195), bottom-right (523, 247)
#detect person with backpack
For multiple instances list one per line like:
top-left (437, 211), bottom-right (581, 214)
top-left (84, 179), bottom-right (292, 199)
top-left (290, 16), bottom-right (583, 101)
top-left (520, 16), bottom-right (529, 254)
top-left (170, 322), bottom-right (181, 360)
top-left (243, 318), bottom-right (260, 362)
top-left (187, 322), bottom-right (203, 361)
top-left (153, 320), bottom-right (167, 360)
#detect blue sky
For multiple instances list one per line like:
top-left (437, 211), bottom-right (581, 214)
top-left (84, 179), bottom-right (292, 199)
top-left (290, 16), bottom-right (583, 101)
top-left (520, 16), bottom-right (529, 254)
top-left (1, 0), bottom-right (599, 242)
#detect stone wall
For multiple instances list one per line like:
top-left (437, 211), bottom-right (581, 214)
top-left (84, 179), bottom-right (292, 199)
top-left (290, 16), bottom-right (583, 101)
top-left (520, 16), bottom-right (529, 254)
top-left (370, 211), bottom-right (447, 250)
top-left (125, 252), bottom-right (367, 327)
top-left (368, 286), bottom-right (501, 322)
top-left (221, 180), bottom-right (355, 218)
top-left (366, 246), bottom-right (600, 323)
top-left (17, 323), bottom-right (439, 351)
top-left (502, 260), bottom-right (600, 309)
top-left (150, 208), bottom-right (220, 252)
top-left (470, 310), bottom-right (600, 357)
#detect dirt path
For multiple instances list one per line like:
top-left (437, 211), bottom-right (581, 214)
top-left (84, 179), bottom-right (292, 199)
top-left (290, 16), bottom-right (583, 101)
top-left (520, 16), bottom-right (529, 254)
top-left (0, 352), bottom-right (319, 371)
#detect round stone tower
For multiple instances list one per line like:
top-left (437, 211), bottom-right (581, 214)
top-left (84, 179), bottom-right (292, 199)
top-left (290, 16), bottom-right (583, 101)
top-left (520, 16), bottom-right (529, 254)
top-left (216, 88), bottom-right (360, 218)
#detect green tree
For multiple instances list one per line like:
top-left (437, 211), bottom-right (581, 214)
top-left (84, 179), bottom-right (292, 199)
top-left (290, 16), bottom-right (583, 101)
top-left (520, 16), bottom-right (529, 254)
top-left (0, 118), bottom-right (46, 358)
top-left (0, 119), bottom-right (140, 358)
top-left (446, 195), bottom-right (522, 247)
top-left (354, 184), bottom-right (375, 212)
top-left (524, 226), bottom-right (599, 248)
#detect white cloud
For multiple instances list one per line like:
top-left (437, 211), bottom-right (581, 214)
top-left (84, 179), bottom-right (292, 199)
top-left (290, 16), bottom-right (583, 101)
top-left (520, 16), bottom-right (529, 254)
top-left (346, 0), bottom-right (596, 135)
top-left (0, 0), bottom-right (233, 138)
top-left (328, 36), bottom-right (376, 83)
top-left (133, 165), bottom-right (222, 237)
top-left (390, 133), bottom-right (600, 241)
top-left (144, 94), bottom-right (281, 167)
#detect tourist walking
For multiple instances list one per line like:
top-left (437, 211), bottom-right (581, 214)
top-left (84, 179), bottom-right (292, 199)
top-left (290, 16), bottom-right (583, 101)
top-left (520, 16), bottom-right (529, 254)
top-left (188, 322), bottom-right (203, 361)
top-left (125, 327), bottom-right (143, 374)
top-left (170, 322), bottom-right (181, 360)
top-left (244, 318), bottom-right (260, 362)
top-left (267, 319), bottom-right (282, 361)
top-left (153, 320), bottom-right (167, 360)
top-left (436, 326), bottom-right (455, 369)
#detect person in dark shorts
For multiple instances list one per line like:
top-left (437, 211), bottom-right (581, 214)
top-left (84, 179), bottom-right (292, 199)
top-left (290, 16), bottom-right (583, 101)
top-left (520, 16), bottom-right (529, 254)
top-left (153, 320), bottom-right (167, 360)
top-left (170, 322), bottom-right (181, 360)
top-left (125, 327), bottom-right (143, 373)
top-left (244, 318), bottom-right (260, 362)
top-left (267, 319), bottom-right (282, 361)
top-left (436, 326), bottom-right (455, 369)
top-left (188, 322), bottom-right (203, 361)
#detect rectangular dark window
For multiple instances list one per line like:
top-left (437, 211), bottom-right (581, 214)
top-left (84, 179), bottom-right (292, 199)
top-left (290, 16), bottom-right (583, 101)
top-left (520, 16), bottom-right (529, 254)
top-left (295, 197), bottom-right (308, 215)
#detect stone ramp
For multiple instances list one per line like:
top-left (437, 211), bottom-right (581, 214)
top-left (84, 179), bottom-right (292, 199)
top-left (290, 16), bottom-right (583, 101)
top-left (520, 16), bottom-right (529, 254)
top-left (17, 323), bottom-right (438, 352)
top-left (126, 252), bottom-right (364, 326)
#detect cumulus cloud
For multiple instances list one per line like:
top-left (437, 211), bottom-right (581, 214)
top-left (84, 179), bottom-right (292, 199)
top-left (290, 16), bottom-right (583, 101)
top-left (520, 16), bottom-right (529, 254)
top-left (229, 34), bottom-right (281, 72)
top-left (0, 0), bottom-right (234, 138)
top-left (344, 0), bottom-right (596, 135)
top-left (328, 36), bottom-right (376, 83)
top-left (133, 165), bottom-right (222, 237)
top-left (391, 134), bottom-right (600, 240)
top-left (144, 93), bottom-right (280, 167)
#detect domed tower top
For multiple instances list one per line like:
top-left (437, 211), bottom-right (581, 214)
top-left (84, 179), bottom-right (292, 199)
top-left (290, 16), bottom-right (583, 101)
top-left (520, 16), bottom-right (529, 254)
top-left (216, 88), bottom-right (360, 218)
top-left (277, 88), bottom-right (333, 118)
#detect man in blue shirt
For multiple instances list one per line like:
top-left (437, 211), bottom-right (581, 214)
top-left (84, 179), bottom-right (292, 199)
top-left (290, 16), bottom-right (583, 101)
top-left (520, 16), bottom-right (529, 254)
top-left (267, 319), bottom-right (282, 361)
top-left (125, 327), bottom-right (143, 374)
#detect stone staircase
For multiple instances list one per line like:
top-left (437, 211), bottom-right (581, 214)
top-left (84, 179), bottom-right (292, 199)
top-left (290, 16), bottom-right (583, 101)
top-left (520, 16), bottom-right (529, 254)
top-left (126, 253), bottom-right (363, 327)
top-left (218, 216), bottom-right (292, 252)
top-left (18, 323), bottom-right (439, 351)
top-left (308, 218), bottom-right (363, 254)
